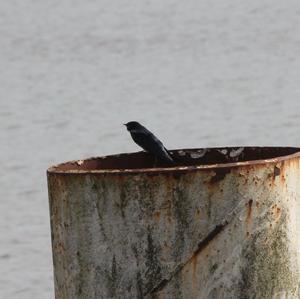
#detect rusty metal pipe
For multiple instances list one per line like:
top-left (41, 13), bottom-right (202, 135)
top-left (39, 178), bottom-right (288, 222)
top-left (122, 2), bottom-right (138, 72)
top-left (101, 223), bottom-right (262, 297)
top-left (47, 147), bottom-right (300, 298)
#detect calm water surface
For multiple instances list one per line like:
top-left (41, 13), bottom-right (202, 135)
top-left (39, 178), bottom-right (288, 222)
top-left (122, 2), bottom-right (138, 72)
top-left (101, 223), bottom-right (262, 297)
top-left (1, 0), bottom-right (300, 297)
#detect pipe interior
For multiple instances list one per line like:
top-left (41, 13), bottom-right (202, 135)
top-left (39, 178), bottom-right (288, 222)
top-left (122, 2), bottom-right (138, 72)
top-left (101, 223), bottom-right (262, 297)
top-left (51, 147), bottom-right (300, 171)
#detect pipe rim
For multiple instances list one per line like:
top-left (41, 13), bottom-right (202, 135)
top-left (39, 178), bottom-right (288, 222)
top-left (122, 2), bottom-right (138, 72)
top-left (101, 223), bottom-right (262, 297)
top-left (47, 146), bottom-right (300, 175)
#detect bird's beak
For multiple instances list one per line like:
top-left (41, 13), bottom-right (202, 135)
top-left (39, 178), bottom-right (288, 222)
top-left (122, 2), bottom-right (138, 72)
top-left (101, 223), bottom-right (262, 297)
top-left (123, 123), bottom-right (127, 126)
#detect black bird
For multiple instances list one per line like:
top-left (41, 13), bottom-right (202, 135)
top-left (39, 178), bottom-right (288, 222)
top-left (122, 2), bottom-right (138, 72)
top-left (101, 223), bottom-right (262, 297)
top-left (124, 121), bottom-right (174, 165)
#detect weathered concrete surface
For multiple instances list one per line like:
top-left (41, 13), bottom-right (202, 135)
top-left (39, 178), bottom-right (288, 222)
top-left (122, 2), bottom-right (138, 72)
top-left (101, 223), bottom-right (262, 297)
top-left (47, 147), bottom-right (300, 299)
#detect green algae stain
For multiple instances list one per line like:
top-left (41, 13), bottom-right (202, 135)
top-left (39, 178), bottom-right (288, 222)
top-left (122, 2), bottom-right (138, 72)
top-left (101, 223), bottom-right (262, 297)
top-left (239, 213), bottom-right (298, 299)
top-left (144, 229), bottom-right (162, 295)
top-left (172, 185), bottom-right (190, 261)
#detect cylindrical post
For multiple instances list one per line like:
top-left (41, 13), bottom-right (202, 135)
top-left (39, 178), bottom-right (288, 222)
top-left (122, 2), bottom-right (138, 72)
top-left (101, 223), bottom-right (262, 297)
top-left (47, 147), bottom-right (300, 298)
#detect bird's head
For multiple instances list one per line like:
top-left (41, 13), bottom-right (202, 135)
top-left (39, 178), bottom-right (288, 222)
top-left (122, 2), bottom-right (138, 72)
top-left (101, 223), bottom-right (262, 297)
top-left (124, 121), bottom-right (142, 132)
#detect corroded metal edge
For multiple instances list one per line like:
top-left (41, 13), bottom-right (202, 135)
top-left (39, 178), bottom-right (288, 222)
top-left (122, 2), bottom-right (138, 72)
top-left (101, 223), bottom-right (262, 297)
top-left (47, 146), bottom-right (300, 175)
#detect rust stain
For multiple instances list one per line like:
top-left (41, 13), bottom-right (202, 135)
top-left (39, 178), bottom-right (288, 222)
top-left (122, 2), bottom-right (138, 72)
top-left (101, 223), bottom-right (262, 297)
top-left (246, 199), bottom-right (253, 236)
top-left (246, 199), bottom-right (253, 224)
top-left (158, 222), bottom-right (229, 295)
top-left (271, 204), bottom-right (281, 221)
top-left (278, 163), bottom-right (286, 184)
top-left (191, 254), bottom-right (198, 287)
top-left (273, 166), bottom-right (281, 179)
top-left (269, 163), bottom-right (286, 187)
top-left (194, 222), bottom-right (228, 257)
top-left (254, 200), bottom-right (261, 214)
top-left (153, 211), bottom-right (161, 221)
top-left (252, 176), bottom-right (261, 186)
top-left (55, 242), bottom-right (66, 253)
top-left (275, 207), bottom-right (281, 219)
top-left (195, 208), bottom-right (201, 219)
top-left (188, 223), bottom-right (228, 291)
top-left (209, 168), bottom-right (231, 184)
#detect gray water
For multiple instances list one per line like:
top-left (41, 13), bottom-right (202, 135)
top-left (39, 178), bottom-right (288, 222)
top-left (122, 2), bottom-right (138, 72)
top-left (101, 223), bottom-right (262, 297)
top-left (1, 0), bottom-right (300, 298)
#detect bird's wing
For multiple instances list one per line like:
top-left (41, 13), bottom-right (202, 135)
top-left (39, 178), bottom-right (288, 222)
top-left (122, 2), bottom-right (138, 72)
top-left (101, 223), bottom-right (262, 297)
top-left (131, 131), bottom-right (163, 152)
top-left (131, 131), bottom-right (173, 163)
